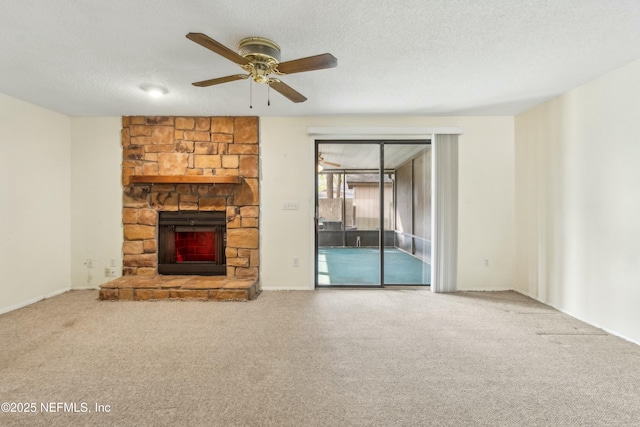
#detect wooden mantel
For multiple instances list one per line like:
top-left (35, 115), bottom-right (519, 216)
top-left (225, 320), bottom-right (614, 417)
top-left (129, 175), bottom-right (242, 185)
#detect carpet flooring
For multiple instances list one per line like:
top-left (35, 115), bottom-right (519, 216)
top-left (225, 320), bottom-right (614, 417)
top-left (318, 247), bottom-right (430, 285)
top-left (1, 289), bottom-right (639, 426)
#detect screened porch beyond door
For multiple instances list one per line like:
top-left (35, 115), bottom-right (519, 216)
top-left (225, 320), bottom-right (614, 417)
top-left (315, 141), bottom-right (432, 287)
top-left (317, 247), bottom-right (431, 285)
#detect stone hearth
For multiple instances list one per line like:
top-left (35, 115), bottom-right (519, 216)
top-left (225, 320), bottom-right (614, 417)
top-left (99, 276), bottom-right (259, 301)
top-left (99, 115), bottom-right (260, 302)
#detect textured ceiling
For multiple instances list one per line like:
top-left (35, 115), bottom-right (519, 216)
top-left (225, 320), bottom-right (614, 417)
top-left (1, 0), bottom-right (639, 117)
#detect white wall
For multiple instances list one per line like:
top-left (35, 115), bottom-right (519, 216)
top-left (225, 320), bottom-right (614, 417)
top-left (515, 59), bottom-right (640, 343)
top-left (0, 93), bottom-right (71, 313)
top-left (0, 95), bottom-right (516, 309)
top-left (70, 118), bottom-right (123, 289)
top-left (260, 116), bottom-right (515, 290)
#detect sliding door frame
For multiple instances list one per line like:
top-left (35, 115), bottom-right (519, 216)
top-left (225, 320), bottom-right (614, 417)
top-left (315, 139), bottom-right (434, 288)
top-left (309, 127), bottom-right (462, 293)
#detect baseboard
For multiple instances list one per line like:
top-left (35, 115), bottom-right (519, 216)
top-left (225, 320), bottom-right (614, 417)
top-left (512, 290), bottom-right (640, 347)
top-left (552, 306), bottom-right (640, 347)
top-left (513, 288), bottom-right (532, 298)
top-left (0, 287), bottom-right (71, 316)
top-left (598, 325), bottom-right (640, 346)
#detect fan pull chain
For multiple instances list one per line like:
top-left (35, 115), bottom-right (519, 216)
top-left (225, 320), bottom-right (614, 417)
top-left (268, 84), bottom-right (271, 106)
top-left (249, 79), bottom-right (253, 109)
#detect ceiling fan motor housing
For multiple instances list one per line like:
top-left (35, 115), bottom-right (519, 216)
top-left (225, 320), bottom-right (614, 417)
top-left (238, 37), bottom-right (281, 62)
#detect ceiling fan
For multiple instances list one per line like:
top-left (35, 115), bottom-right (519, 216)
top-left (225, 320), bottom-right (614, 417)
top-left (186, 33), bottom-right (337, 103)
top-left (318, 153), bottom-right (341, 168)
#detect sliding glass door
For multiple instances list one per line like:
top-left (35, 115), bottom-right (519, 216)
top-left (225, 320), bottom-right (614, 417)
top-left (383, 144), bottom-right (431, 285)
top-left (315, 140), bottom-right (431, 287)
top-left (316, 143), bottom-right (381, 285)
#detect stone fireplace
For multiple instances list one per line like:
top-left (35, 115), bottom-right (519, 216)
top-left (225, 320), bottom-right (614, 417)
top-left (99, 115), bottom-right (260, 301)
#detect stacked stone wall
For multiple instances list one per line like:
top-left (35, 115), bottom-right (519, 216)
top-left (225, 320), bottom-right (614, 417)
top-left (121, 116), bottom-right (259, 279)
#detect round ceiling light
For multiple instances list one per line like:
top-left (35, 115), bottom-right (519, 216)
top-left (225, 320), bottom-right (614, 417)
top-left (141, 85), bottom-right (168, 97)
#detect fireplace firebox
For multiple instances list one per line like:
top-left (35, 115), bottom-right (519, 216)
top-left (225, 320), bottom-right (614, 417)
top-left (158, 211), bottom-right (226, 275)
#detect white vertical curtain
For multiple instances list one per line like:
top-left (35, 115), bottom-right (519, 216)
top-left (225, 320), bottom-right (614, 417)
top-left (431, 134), bottom-right (458, 293)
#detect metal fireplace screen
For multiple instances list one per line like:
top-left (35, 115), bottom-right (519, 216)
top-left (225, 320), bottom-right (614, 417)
top-left (158, 211), bottom-right (226, 275)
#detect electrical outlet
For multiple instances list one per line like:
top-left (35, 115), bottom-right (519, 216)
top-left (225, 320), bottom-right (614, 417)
top-left (104, 267), bottom-right (111, 277)
top-left (109, 267), bottom-right (118, 277)
top-left (484, 259), bottom-right (490, 268)
top-left (292, 257), bottom-right (300, 267)
top-left (283, 201), bottom-right (299, 210)
top-left (85, 259), bottom-right (93, 268)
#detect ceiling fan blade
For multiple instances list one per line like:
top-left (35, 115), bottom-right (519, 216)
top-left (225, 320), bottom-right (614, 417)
top-left (322, 160), bottom-right (341, 167)
top-left (277, 53), bottom-right (337, 74)
top-left (270, 80), bottom-right (307, 103)
top-left (192, 74), bottom-right (249, 87)
top-left (186, 33), bottom-right (250, 66)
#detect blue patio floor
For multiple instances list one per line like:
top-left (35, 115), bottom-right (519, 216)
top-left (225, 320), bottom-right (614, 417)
top-left (317, 247), bottom-right (430, 286)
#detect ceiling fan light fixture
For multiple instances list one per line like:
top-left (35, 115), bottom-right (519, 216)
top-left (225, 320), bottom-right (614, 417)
top-left (238, 37), bottom-right (282, 85)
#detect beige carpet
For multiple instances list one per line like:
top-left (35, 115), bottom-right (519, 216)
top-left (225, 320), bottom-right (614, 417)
top-left (1, 289), bottom-right (639, 426)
